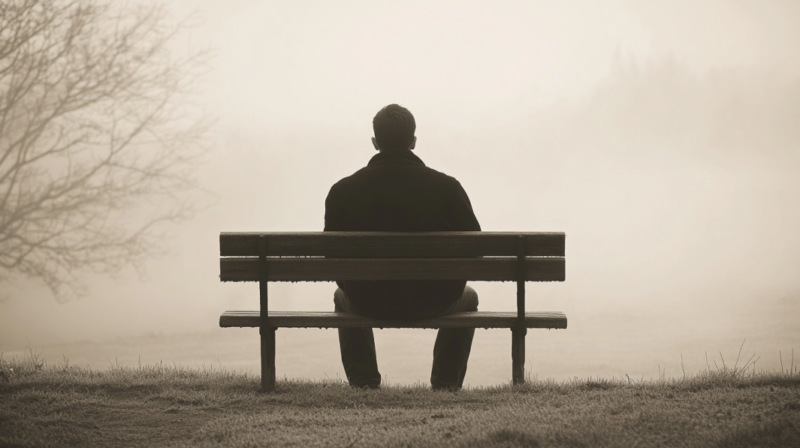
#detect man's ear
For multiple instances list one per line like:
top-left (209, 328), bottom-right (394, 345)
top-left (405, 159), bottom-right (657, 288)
top-left (409, 136), bottom-right (417, 150)
top-left (371, 137), bottom-right (380, 151)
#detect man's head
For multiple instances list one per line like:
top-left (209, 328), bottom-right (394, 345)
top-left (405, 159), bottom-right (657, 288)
top-left (372, 104), bottom-right (416, 152)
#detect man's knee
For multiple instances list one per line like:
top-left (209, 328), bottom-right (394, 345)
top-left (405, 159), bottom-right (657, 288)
top-left (463, 285), bottom-right (479, 311)
top-left (448, 285), bottom-right (478, 313)
top-left (334, 288), bottom-right (351, 313)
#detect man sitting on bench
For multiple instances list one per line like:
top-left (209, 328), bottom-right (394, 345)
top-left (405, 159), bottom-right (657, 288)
top-left (324, 104), bottom-right (482, 390)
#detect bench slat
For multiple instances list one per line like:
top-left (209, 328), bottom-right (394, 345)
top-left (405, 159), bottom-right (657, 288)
top-left (219, 311), bottom-right (568, 329)
top-left (220, 257), bottom-right (565, 282)
top-left (220, 232), bottom-right (565, 257)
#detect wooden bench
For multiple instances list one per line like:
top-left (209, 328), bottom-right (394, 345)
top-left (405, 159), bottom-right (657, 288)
top-left (219, 231), bottom-right (567, 391)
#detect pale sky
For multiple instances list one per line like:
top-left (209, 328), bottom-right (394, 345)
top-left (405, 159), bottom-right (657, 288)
top-left (2, 0), bottom-right (799, 355)
top-left (194, 0), bottom-right (799, 131)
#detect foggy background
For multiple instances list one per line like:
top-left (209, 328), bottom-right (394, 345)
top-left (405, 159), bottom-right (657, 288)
top-left (2, 0), bottom-right (799, 386)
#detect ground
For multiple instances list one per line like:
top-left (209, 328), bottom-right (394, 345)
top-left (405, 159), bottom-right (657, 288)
top-left (1, 355), bottom-right (798, 447)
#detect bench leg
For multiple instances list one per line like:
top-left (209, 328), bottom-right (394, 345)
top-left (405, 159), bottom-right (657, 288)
top-left (512, 329), bottom-right (526, 385)
top-left (260, 327), bottom-right (276, 392)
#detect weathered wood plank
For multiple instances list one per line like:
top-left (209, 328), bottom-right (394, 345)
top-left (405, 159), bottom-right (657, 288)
top-left (220, 232), bottom-right (565, 257)
top-left (219, 311), bottom-right (568, 329)
top-left (220, 257), bottom-right (566, 282)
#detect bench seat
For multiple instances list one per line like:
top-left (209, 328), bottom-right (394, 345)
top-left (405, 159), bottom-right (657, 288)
top-left (220, 311), bottom-right (567, 329)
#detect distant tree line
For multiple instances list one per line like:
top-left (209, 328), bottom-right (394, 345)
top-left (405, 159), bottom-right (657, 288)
top-left (582, 54), bottom-right (800, 159)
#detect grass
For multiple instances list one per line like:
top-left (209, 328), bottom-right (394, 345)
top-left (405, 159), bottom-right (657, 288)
top-left (1, 349), bottom-right (799, 447)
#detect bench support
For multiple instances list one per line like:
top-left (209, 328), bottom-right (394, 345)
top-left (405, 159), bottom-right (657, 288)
top-left (512, 329), bottom-right (526, 384)
top-left (260, 327), bottom-right (276, 391)
top-left (259, 235), bottom-right (276, 392)
top-left (513, 236), bottom-right (528, 385)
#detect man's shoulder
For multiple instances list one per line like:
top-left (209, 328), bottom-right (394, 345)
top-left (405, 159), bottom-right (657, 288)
top-left (326, 167), bottom-right (364, 196)
top-left (418, 164), bottom-right (461, 183)
top-left (333, 161), bottom-right (462, 189)
top-left (414, 165), bottom-right (466, 195)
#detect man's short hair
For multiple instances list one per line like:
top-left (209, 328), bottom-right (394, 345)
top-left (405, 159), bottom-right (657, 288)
top-left (373, 104), bottom-right (416, 151)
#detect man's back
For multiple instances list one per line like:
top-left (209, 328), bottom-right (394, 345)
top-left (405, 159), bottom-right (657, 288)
top-left (325, 150), bottom-right (480, 232)
top-left (324, 149), bottom-right (480, 321)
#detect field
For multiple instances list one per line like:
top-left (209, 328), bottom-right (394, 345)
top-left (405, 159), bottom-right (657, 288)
top-left (5, 291), bottom-right (800, 388)
top-left (1, 353), bottom-right (799, 448)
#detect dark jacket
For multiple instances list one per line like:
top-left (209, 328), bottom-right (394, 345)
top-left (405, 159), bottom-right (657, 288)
top-left (324, 149), bottom-right (481, 320)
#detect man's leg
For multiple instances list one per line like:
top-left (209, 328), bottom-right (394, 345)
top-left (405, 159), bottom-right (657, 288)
top-left (431, 285), bottom-right (479, 390)
top-left (334, 288), bottom-right (381, 388)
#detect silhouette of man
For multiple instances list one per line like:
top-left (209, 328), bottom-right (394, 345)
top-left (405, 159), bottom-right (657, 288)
top-left (325, 104), bottom-right (481, 390)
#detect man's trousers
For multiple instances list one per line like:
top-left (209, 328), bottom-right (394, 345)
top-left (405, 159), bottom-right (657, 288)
top-left (333, 286), bottom-right (478, 390)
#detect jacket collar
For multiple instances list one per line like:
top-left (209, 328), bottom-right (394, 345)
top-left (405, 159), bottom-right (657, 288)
top-left (367, 150), bottom-right (425, 167)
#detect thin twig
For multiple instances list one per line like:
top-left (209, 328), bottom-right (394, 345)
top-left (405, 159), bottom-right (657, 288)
top-left (737, 354), bottom-right (757, 376)
top-left (734, 338), bottom-right (746, 372)
top-left (681, 354), bottom-right (686, 379)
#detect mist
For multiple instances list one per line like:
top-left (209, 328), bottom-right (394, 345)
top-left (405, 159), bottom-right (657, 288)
top-left (2, 0), bottom-right (798, 385)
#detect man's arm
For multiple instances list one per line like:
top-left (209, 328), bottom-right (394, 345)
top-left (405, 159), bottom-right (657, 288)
top-left (324, 184), bottom-right (345, 231)
top-left (446, 179), bottom-right (481, 231)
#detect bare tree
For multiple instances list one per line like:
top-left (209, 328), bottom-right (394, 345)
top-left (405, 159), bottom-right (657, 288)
top-left (0, 0), bottom-right (211, 302)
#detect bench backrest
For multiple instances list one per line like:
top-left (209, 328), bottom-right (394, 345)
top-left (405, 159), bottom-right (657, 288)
top-left (219, 232), bottom-right (565, 282)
